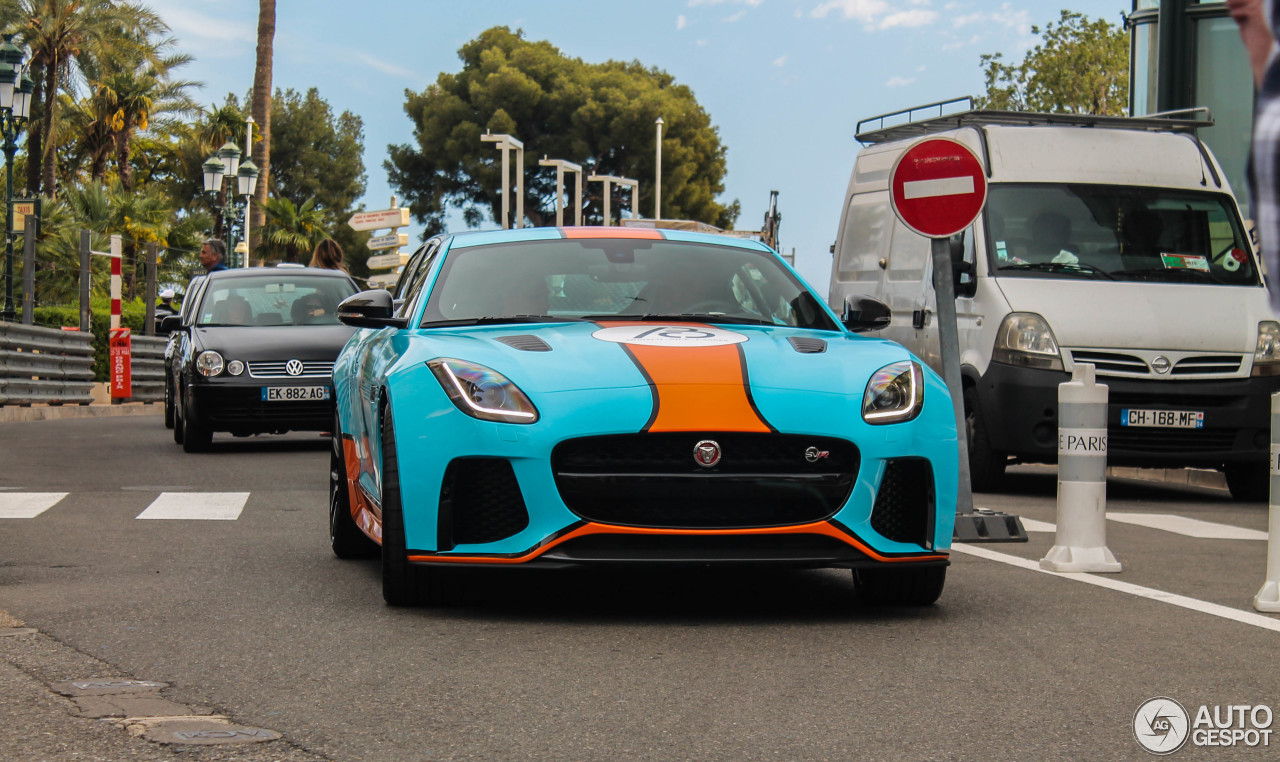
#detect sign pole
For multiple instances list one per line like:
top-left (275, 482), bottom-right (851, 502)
top-left (930, 236), bottom-right (973, 515)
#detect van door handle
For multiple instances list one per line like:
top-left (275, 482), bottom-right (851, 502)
top-left (912, 309), bottom-right (931, 329)
top-left (878, 258), bottom-right (887, 270)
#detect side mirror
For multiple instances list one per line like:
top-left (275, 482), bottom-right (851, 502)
top-left (950, 235), bottom-right (976, 299)
top-left (159, 314), bottom-right (184, 333)
top-left (338, 289), bottom-right (408, 329)
top-left (842, 296), bottom-right (891, 333)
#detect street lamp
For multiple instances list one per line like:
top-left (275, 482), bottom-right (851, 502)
top-left (0, 34), bottom-right (31, 322)
top-left (202, 134), bottom-right (258, 268)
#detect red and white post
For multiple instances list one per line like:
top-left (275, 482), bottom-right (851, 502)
top-left (109, 234), bottom-right (122, 330)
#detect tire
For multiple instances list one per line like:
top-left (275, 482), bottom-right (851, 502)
top-left (964, 386), bottom-right (1007, 492)
top-left (331, 411), bottom-right (378, 559)
top-left (181, 390), bottom-right (212, 453)
top-left (380, 402), bottom-right (448, 606)
top-left (164, 377), bottom-right (175, 429)
top-left (1224, 463), bottom-right (1270, 503)
top-left (853, 566), bottom-right (946, 606)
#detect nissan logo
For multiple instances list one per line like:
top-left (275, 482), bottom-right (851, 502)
top-left (285, 359), bottom-right (305, 376)
top-left (693, 439), bottom-right (721, 468)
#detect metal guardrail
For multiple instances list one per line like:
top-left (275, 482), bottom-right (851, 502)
top-left (0, 321), bottom-right (95, 406)
top-left (129, 335), bottom-right (168, 404)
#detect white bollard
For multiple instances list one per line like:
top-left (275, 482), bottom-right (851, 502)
top-left (1253, 393), bottom-right (1280, 612)
top-left (1041, 363), bottom-right (1122, 573)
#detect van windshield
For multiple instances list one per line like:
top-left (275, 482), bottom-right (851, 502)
top-left (985, 184), bottom-right (1259, 286)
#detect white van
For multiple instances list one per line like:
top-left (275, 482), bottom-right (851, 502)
top-left (828, 100), bottom-right (1280, 501)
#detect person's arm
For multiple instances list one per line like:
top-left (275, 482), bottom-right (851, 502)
top-left (1228, 0), bottom-right (1275, 87)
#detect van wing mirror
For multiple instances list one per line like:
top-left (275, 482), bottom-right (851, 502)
top-left (338, 289), bottom-right (408, 329)
top-left (842, 296), bottom-right (891, 333)
top-left (950, 234), bottom-right (976, 299)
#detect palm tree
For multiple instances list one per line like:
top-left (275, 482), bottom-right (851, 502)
top-left (258, 196), bottom-right (325, 264)
top-left (251, 0), bottom-right (275, 237)
top-left (4, 0), bottom-right (167, 197)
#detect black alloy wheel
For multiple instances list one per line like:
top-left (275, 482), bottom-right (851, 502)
top-left (964, 386), bottom-right (1007, 492)
top-left (180, 386), bottom-right (212, 453)
top-left (331, 410), bottom-right (378, 558)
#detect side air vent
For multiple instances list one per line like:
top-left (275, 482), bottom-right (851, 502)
top-left (496, 335), bottom-right (552, 352)
top-left (788, 337), bottom-right (827, 354)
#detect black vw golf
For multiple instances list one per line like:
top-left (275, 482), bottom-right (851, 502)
top-left (164, 266), bottom-right (359, 452)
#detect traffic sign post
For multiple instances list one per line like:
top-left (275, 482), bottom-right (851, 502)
top-left (889, 138), bottom-right (1026, 542)
top-left (349, 201), bottom-right (410, 289)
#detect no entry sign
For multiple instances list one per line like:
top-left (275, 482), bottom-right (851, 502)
top-left (889, 138), bottom-right (987, 239)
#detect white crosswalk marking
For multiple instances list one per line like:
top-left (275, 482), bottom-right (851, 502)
top-left (1106, 512), bottom-right (1268, 541)
top-left (136, 492), bottom-right (249, 521)
top-left (0, 493), bottom-right (67, 518)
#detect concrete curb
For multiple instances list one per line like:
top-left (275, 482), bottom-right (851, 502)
top-left (1107, 466), bottom-right (1228, 492)
top-left (0, 403), bottom-right (162, 423)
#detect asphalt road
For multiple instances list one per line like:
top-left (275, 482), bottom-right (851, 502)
top-left (2, 415), bottom-right (1278, 760)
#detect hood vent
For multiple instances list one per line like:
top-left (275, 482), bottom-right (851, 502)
top-left (788, 337), bottom-right (827, 354)
top-left (496, 334), bottom-right (552, 352)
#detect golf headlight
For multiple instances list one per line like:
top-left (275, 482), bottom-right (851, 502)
top-left (226, 360), bottom-right (245, 376)
top-left (1253, 321), bottom-right (1280, 376)
top-left (428, 358), bottom-right (539, 424)
top-left (863, 360), bottom-right (923, 424)
top-left (196, 350), bottom-right (225, 377)
top-left (992, 313), bottom-right (1063, 371)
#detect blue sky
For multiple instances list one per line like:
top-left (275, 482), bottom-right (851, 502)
top-left (143, 0), bottom-right (1131, 291)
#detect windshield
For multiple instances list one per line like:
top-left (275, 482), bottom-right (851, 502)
top-left (985, 183), bottom-right (1259, 286)
top-left (196, 274), bottom-right (356, 326)
top-left (421, 238), bottom-right (838, 330)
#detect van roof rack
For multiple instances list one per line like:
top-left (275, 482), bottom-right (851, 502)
top-left (855, 96), bottom-right (1214, 144)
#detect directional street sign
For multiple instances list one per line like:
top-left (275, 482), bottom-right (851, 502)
top-left (367, 252), bottom-right (410, 270)
top-left (367, 232), bottom-right (409, 251)
top-left (366, 272), bottom-right (399, 288)
top-left (889, 138), bottom-right (986, 239)
top-left (348, 208), bottom-right (410, 232)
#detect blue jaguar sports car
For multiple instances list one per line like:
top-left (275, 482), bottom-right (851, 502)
top-left (330, 227), bottom-right (958, 606)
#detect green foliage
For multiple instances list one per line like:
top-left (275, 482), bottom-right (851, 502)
top-left (387, 26), bottom-right (738, 234)
top-left (33, 297), bottom-right (149, 382)
top-left (976, 10), bottom-right (1129, 116)
top-left (258, 196), bottom-right (327, 263)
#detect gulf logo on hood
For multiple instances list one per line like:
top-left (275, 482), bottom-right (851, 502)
top-left (593, 323), bottom-right (773, 433)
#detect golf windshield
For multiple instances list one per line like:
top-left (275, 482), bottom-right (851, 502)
top-left (422, 238), bottom-right (838, 330)
top-left (985, 183), bottom-right (1259, 286)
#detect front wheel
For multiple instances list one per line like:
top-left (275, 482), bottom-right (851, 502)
top-left (853, 566), bottom-right (946, 606)
top-left (180, 391), bottom-right (212, 453)
top-left (1224, 463), bottom-right (1270, 502)
top-left (964, 387), bottom-right (1007, 492)
top-left (380, 403), bottom-right (449, 606)
top-left (164, 377), bottom-right (175, 429)
top-left (331, 411), bottom-right (378, 559)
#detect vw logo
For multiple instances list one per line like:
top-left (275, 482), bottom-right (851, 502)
top-left (285, 359), bottom-right (305, 376)
top-left (1150, 356), bottom-right (1172, 374)
top-left (693, 439), bottom-right (721, 468)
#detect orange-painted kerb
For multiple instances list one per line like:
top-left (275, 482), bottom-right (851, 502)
top-left (408, 522), bottom-right (948, 565)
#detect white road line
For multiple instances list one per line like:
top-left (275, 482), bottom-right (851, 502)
top-left (953, 544), bottom-right (1280, 634)
top-left (136, 492), bottom-right (249, 521)
top-left (1019, 518), bottom-right (1057, 533)
top-left (1107, 512), bottom-right (1268, 541)
top-left (0, 493), bottom-right (67, 519)
top-left (902, 176), bottom-right (974, 199)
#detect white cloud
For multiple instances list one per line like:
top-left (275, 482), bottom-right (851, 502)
top-left (689, 0), bottom-right (763, 6)
top-left (886, 76), bottom-right (915, 87)
top-left (878, 10), bottom-right (936, 29)
top-left (810, 0), bottom-right (889, 22)
top-left (809, 0), bottom-right (938, 30)
top-left (677, 14), bottom-right (688, 29)
top-left (697, 39), bottom-right (709, 46)
top-left (724, 10), bottom-right (747, 22)
top-left (352, 51), bottom-right (416, 79)
top-left (773, 55), bottom-right (788, 67)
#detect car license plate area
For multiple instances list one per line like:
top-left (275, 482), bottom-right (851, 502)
top-left (261, 386), bottom-right (330, 402)
top-left (1120, 409), bottom-right (1204, 429)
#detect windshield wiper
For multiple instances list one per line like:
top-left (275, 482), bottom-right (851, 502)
top-left (422, 315), bottom-right (564, 328)
top-left (999, 262), bottom-right (1115, 280)
top-left (581, 313), bottom-right (774, 326)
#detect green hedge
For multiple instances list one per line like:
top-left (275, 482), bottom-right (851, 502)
top-left (32, 301), bottom-right (152, 382)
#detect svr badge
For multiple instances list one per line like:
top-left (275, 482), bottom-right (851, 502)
top-left (593, 325), bottom-right (748, 347)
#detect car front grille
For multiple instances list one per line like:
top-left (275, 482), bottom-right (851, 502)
top-left (247, 361), bottom-right (334, 379)
top-left (551, 433), bottom-right (858, 529)
top-left (1108, 426), bottom-right (1238, 454)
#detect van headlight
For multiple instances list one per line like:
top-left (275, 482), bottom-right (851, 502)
top-left (992, 313), bottom-right (1063, 371)
top-left (863, 361), bottom-right (924, 424)
top-left (1253, 321), bottom-right (1280, 376)
top-left (196, 350), bottom-right (225, 377)
top-left (428, 358), bottom-right (539, 424)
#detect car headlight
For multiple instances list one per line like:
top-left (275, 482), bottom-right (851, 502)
top-left (863, 360), bottom-right (924, 424)
top-left (992, 313), bottom-right (1063, 371)
top-left (226, 360), bottom-right (245, 376)
top-left (196, 350), bottom-right (225, 377)
top-left (427, 358), bottom-right (539, 424)
top-left (1253, 321), bottom-right (1280, 376)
